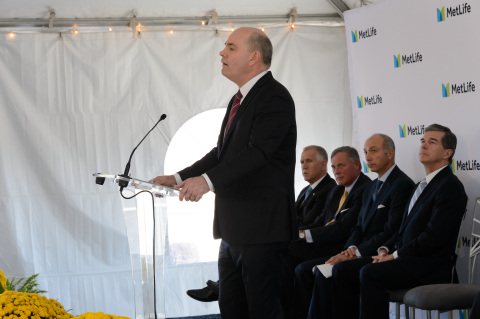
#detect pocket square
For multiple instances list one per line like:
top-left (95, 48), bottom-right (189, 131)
top-left (377, 204), bottom-right (385, 209)
top-left (340, 208), bottom-right (349, 213)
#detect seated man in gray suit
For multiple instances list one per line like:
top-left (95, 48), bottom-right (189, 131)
top-left (304, 133), bottom-right (414, 319)
top-left (340, 124), bottom-right (467, 319)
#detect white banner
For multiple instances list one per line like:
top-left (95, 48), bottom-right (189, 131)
top-left (345, 1), bottom-right (480, 318)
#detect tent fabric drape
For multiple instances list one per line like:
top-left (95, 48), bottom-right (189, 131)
top-left (0, 25), bottom-right (350, 317)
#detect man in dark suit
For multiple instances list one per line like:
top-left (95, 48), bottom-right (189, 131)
top-left (356, 124), bottom-right (468, 319)
top-left (187, 145), bottom-right (335, 303)
top-left (291, 146), bottom-right (371, 318)
top-left (304, 134), bottom-right (414, 319)
top-left (297, 145), bottom-right (337, 228)
top-left (153, 27), bottom-right (297, 319)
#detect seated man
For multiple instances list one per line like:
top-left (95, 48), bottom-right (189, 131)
top-left (187, 145), bottom-right (336, 302)
top-left (334, 124), bottom-right (467, 319)
top-left (296, 145), bottom-right (337, 228)
top-left (303, 133), bottom-right (414, 319)
top-left (291, 146), bottom-right (371, 319)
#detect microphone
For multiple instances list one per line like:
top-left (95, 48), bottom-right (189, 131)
top-left (118, 114), bottom-right (167, 191)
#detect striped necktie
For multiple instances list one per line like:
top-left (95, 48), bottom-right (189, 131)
top-left (408, 178), bottom-right (427, 214)
top-left (224, 90), bottom-right (242, 136)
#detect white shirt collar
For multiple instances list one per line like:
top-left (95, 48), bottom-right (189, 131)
top-left (238, 70), bottom-right (268, 102)
top-left (378, 164), bottom-right (396, 183)
top-left (310, 174), bottom-right (327, 189)
top-left (425, 165), bottom-right (448, 184)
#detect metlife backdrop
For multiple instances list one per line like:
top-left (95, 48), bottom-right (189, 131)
top-left (345, 0), bottom-right (479, 318)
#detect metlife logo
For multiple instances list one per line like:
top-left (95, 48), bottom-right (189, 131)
top-left (351, 26), bottom-right (377, 43)
top-left (357, 95), bottom-right (383, 108)
top-left (452, 158), bottom-right (480, 172)
top-left (442, 82), bottom-right (476, 98)
top-left (399, 124), bottom-right (426, 138)
top-left (437, 3), bottom-right (472, 22)
top-left (394, 52), bottom-right (423, 68)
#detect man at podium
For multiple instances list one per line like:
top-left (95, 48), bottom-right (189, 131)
top-left (152, 27), bottom-right (297, 319)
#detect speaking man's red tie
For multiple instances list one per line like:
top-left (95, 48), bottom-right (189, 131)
top-left (224, 90), bottom-right (243, 136)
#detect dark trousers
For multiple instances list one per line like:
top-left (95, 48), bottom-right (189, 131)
top-left (305, 257), bottom-right (372, 319)
top-left (470, 291), bottom-right (480, 319)
top-left (285, 241), bottom-right (343, 319)
top-left (330, 257), bottom-right (373, 319)
top-left (359, 261), bottom-right (422, 319)
top-left (218, 240), bottom-right (289, 319)
top-left (293, 256), bottom-right (329, 319)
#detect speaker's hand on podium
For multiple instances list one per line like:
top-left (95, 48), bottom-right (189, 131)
top-left (151, 175), bottom-right (176, 187)
top-left (177, 176), bottom-right (209, 202)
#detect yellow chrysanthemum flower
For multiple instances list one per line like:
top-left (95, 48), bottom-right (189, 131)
top-left (0, 270), bottom-right (7, 290)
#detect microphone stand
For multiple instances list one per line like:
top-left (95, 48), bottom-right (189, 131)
top-left (118, 113), bottom-right (167, 319)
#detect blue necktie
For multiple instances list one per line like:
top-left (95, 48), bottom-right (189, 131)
top-left (408, 178), bottom-right (427, 214)
top-left (304, 186), bottom-right (313, 200)
top-left (373, 180), bottom-right (383, 202)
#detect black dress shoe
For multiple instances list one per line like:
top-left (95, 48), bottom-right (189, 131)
top-left (206, 280), bottom-right (219, 295)
top-left (186, 286), bottom-right (219, 302)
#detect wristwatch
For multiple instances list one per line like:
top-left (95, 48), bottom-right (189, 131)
top-left (299, 230), bottom-right (305, 240)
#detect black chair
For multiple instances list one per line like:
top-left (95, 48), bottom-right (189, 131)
top-left (403, 198), bottom-right (480, 319)
top-left (389, 288), bottom-right (410, 319)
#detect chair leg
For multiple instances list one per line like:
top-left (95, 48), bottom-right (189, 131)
top-left (435, 310), bottom-right (440, 319)
top-left (395, 302), bottom-right (400, 319)
top-left (410, 306), bottom-right (416, 319)
top-left (426, 310), bottom-right (431, 319)
top-left (447, 310), bottom-right (452, 319)
top-left (404, 304), bottom-right (409, 319)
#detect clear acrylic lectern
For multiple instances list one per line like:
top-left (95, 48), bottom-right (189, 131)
top-left (93, 173), bottom-right (179, 319)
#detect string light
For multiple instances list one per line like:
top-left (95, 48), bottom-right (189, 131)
top-left (136, 23), bottom-right (143, 33)
top-left (261, 27), bottom-right (265, 32)
top-left (7, 32), bottom-right (16, 39)
top-left (169, 29), bottom-right (174, 34)
top-left (108, 27), bottom-right (112, 31)
top-left (201, 21), bottom-right (206, 26)
top-left (290, 24), bottom-right (295, 30)
top-left (73, 29), bottom-right (79, 35)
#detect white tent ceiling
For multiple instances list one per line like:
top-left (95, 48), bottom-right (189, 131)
top-left (0, 0), bottom-right (378, 31)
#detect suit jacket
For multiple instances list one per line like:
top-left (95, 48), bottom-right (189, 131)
top-left (178, 72), bottom-right (297, 245)
top-left (308, 172), bottom-right (371, 245)
top-left (296, 174), bottom-right (336, 228)
top-left (383, 166), bottom-right (468, 283)
top-left (344, 166), bottom-right (415, 256)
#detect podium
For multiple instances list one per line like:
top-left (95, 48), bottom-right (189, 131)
top-left (93, 173), bottom-right (179, 319)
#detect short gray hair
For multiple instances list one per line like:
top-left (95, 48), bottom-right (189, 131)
top-left (331, 146), bottom-right (360, 163)
top-left (303, 145), bottom-right (328, 162)
top-left (247, 31), bottom-right (273, 67)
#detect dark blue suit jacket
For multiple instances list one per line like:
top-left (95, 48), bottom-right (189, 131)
top-left (308, 173), bottom-right (371, 245)
top-left (178, 72), bottom-right (297, 245)
top-left (296, 174), bottom-right (336, 228)
top-left (384, 166), bottom-right (468, 283)
top-left (344, 166), bottom-right (414, 256)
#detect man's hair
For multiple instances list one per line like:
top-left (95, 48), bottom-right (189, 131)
top-left (373, 134), bottom-right (396, 160)
top-left (247, 31), bottom-right (272, 67)
top-left (425, 123), bottom-right (457, 162)
top-left (331, 146), bottom-right (360, 163)
top-left (303, 145), bottom-right (328, 162)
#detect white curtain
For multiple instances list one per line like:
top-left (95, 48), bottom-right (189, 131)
top-left (0, 24), bottom-right (350, 317)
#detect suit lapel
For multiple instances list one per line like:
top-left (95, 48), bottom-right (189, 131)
top-left (363, 167), bottom-right (398, 230)
top-left (400, 166), bottom-right (451, 231)
top-left (221, 72), bottom-right (271, 149)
